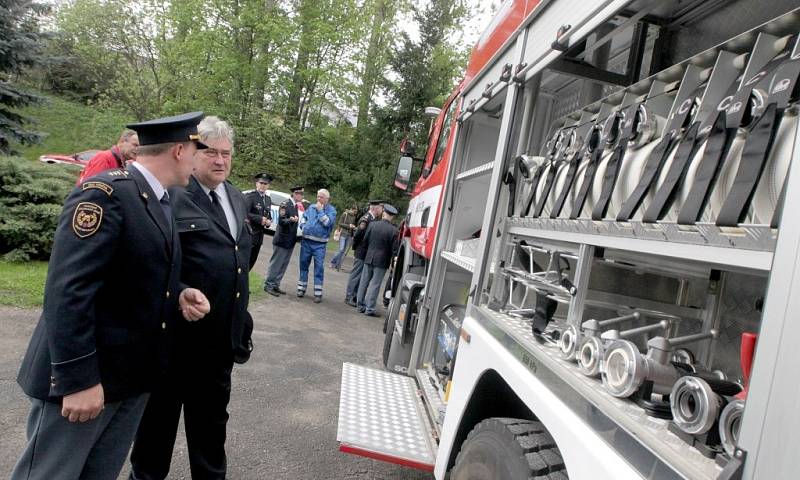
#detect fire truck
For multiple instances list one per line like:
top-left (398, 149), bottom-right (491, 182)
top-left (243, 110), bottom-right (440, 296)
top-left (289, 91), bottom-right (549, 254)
top-left (337, 1), bottom-right (800, 478)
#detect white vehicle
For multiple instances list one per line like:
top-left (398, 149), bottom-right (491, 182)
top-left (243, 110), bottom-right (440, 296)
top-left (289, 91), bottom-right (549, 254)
top-left (242, 189), bottom-right (302, 236)
top-left (337, 1), bottom-right (800, 479)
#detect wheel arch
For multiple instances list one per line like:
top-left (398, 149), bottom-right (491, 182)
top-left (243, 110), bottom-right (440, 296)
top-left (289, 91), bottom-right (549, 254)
top-left (444, 368), bottom-right (538, 471)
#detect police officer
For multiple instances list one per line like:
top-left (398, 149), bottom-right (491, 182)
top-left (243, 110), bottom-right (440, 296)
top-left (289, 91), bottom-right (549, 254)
top-left (356, 204), bottom-right (400, 316)
top-left (264, 185), bottom-right (304, 296)
top-left (129, 116), bottom-right (253, 480)
top-left (244, 172), bottom-right (273, 270)
top-left (345, 200), bottom-right (384, 306)
top-left (11, 112), bottom-right (211, 480)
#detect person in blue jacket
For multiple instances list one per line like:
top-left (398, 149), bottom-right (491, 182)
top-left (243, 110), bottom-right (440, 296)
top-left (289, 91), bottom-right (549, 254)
top-left (297, 188), bottom-right (337, 302)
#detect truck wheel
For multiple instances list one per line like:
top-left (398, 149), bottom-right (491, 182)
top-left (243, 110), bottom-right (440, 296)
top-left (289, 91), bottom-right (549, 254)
top-left (451, 418), bottom-right (568, 480)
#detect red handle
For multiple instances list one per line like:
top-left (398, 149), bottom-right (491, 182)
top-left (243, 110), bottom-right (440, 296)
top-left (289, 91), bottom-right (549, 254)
top-left (737, 332), bottom-right (757, 399)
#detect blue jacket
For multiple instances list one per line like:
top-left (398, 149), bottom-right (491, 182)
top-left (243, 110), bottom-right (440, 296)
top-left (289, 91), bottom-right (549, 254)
top-left (302, 203), bottom-right (337, 243)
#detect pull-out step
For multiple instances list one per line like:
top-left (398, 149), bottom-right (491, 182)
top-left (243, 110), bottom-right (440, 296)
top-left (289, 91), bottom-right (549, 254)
top-left (337, 363), bottom-right (437, 472)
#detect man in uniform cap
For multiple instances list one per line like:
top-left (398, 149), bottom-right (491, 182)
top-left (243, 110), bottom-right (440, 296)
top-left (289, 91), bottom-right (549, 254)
top-left (345, 200), bottom-right (384, 306)
top-left (11, 111), bottom-right (211, 480)
top-left (264, 185), bottom-right (304, 296)
top-left (244, 173), bottom-right (273, 270)
top-left (356, 204), bottom-right (400, 316)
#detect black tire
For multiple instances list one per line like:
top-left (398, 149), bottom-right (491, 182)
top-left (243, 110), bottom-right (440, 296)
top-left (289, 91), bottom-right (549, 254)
top-left (451, 418), bottom-right (568, 480)
top-left (381, 305), bottom-right (395, 366)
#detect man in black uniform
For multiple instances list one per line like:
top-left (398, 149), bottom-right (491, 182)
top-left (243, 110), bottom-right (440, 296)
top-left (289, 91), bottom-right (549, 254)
top-left (356, 204), bottom-right (400, 316)
top-left (11, 112), bottom-right (211, 480)
top-left (244, 172), bottom-right (273, 270)
top-left (264, 185), bottom-right (304, 296)
top-left (345, 200), bottom-right (384, 305)
top-left (130, 116), bottom-right (253, 480)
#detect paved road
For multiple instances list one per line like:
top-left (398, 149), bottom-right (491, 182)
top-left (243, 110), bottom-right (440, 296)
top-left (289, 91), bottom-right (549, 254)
top-left (0, 241), bottom-right (433, 479)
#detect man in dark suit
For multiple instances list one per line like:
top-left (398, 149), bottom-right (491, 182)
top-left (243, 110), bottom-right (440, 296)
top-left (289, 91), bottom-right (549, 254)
top-left (11, 112), bottom-right (211, 480)
top-left (345, 200), bottom-right (384, 305)
top-left (356, 204), bottom-right (400, 317)
top-left (129, 116), bottom-right (253, 480)
top-left (244, 172), bottom-right (273, 270)
top-left (263, 185), bottom-right (304, 296)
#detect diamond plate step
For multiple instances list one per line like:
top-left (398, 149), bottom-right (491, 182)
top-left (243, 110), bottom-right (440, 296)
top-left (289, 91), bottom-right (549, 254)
top-left (337, 363), bottom-right (437, 471)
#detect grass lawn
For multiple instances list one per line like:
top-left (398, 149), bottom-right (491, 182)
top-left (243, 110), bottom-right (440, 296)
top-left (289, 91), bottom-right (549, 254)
top-left (249, 270), bottom-right (266, 300)
top-left (0, 260), bottom-right (48, 308)
top-left (0, 260), bottom-right (267, 308)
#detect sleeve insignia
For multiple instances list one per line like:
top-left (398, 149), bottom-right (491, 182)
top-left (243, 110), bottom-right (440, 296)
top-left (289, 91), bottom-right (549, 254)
top-left (82, 181), bottom-right (113, 196)
top-left (72, 202), bottom-right (103, 238)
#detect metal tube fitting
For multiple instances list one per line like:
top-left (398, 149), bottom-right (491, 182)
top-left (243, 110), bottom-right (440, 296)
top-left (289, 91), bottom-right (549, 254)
top-left (578, 320), bottom-right (668, 377)
top-left (719, 399), bottom-right (745, 457)
top-left (562, 312), bottom-right (642, 361)
top-left (602, 330), bottom-right (717, 398)
top-left (670, 376), bottom-right (724, 435)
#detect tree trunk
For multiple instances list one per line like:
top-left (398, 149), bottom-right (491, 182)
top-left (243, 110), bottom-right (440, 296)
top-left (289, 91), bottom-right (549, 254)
top-left (356, 0), bottom-right (393, 130)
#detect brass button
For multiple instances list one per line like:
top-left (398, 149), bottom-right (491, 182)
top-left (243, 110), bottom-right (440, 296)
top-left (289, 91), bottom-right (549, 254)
top-left (236, 292), bottom-right (240, 298)
top-left (237, 268), bottom-right (242, 274)
top-left (162, 322), bottom-right (166, 330)
top-left (190, 224), bottom-right (196, 229)
top-left (235, 245), bottom-right (239, 251)
top-left (165, 291), bottom-right (170, 298)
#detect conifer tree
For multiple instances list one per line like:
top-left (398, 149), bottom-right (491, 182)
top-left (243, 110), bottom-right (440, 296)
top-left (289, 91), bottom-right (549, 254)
top-left (0, 0), bottom-right (48, 154)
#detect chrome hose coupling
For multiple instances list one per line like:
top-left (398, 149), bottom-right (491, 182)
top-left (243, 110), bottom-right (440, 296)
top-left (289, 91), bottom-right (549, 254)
top-left (719, 399), bottom-right (745, 457)
top-left (670, 376), bottom-right (724, 435)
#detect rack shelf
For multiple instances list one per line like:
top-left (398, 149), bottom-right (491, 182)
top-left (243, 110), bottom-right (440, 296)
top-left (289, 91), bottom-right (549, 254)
top-left (507, 217), bottom-right (775, 272)
top-left (473, 305), bottom-right (723, 480)
top-left (441, 250), bottom-right (476, 272)
top-left (456, 161), bottom-right (495, 182)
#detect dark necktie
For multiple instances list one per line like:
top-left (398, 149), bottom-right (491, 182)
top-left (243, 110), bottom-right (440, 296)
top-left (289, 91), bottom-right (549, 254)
top-left (159, 192), bottom-right (172, 232)
top-left (209, 190), bottom-right (229, 230)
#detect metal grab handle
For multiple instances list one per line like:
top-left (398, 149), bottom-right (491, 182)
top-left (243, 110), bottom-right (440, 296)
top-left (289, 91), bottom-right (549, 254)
top-left (668, 330), bottom-right (718, 347)
top-left (620, 320), bottom-right (670, 339)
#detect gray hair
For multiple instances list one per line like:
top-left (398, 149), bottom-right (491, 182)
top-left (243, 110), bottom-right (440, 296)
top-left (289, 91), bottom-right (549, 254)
top-left (118, 129), bottom-right (137, 143)
top-left (317, 188), bottom-right (330, 198)
top-left (197, 115), bottom-right (234, 145)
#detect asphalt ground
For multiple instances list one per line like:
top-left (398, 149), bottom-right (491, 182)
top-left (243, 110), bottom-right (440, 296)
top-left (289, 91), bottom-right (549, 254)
top-left (0, 241), bottom-right (433, 479)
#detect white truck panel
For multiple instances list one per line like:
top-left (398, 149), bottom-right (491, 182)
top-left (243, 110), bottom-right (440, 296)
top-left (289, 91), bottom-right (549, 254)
top-left (435, 314), bottom-right (642, 480)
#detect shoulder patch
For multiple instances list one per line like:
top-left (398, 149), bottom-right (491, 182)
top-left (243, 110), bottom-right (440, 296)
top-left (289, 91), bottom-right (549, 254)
top-left (72, 202), bottom-right (103, 238)
top-left (82, 181), bottom-right (113, 196)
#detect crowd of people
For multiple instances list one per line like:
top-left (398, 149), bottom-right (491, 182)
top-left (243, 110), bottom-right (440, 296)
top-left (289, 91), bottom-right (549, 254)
top-left (10, 111), bottom-right (401, 480)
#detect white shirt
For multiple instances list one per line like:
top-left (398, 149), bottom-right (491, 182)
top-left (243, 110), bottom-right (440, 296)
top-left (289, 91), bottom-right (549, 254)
top-left (130, 162), bottom-right (167, 201)
top-left (199, 182), bottom-right (238, 239)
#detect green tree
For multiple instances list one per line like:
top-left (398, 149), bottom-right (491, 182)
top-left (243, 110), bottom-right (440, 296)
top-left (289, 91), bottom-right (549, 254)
top-left (0, 0), bottom-right (49, 154)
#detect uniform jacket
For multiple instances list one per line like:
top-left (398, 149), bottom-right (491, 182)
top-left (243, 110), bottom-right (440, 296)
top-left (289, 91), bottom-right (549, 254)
top-left (76, 146), bottom-right (125, 185)
top-left (273, 199), bottom-right (300, 249)
top-left (352, 212), bottom-right (376, 260)
top-left (302, 203), bottom-right (337, 243)
top-left (244, 190), bottom-right (272, 247)
top-left (362, 219), bottom-right (400, 269)
top-left (18, 167), bottom-right (182, 403)
top-left (170, 176), bottom-right (253, 363)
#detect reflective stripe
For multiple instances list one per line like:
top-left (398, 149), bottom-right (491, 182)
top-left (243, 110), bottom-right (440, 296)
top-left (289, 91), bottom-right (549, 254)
top-left (304, 235), bottom-right (329, 243)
